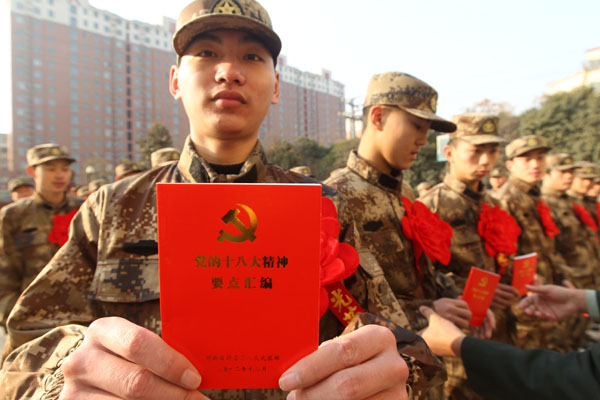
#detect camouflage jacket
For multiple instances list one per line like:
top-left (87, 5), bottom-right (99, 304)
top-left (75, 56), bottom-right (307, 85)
top-left (493, 177), bottom-right (565, 285)
top-left (541, 187), bottom-right (598, 288)
top-left (583, 196), bottom-right (598, 224)
top-left (324, 151), bottom-right (460, 332)
top-left (418, 174), bottom-right (502, 290)
top-left (0, 138), bottom-right (443, 400)
top-left (0, 192), bottom-right (82, 326)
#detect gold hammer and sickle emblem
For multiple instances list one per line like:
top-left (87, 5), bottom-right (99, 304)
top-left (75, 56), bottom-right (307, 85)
top-left (218, 204), bottom-right (258, 243)
top-left (478, 277), bottom-right (488, 287)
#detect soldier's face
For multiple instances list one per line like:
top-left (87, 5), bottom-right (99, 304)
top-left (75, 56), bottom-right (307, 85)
top-left (10, 186), bottom-right (35, 202)
top-left (30, 160), bottom-right (73, 196)
top-left (546, 168), bottom-right (574, 191)
top-left (489, 175), bottom-right (507, 190)
top-left (170, 30), bottom-right (279, 146)
top-left (588, 182), bottom-right (600, 197)
top-left (507, 149), bottom-right (547, 184)
top-left (571, 176), bottom-right (593, 195)
top-left (377, 107), bottom-right (430, 171)
top-left (447, 140), bottom-right (499, 183)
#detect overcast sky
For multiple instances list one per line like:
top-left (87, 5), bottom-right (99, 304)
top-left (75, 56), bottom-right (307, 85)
top-left (1, 0), bottom-right (598, 134)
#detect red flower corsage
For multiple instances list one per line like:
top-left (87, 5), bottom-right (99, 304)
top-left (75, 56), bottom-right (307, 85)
top-left (402, 197), bottom-right (452, 281)
top-left (478, 204), bottom-right (521, 274)
top-left (320, 197), bottom-right (360, 317)
top-left (573, 203), bottom-right (598, 232)
top-left (47, 209), bottom-right (78, 246)
top-left (536, 200), bottom-right (560, 238)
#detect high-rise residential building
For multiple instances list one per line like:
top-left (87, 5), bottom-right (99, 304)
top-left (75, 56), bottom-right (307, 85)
top-left (8, 1), bottom-right (346, 179)
top-left (261, 55), bottom-right (346, 147)
top-left (549, 47), bottom-right (600, 94)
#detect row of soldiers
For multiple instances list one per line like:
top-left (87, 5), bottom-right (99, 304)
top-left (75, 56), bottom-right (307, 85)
top-left (0, 0), bottom-right (598, 396)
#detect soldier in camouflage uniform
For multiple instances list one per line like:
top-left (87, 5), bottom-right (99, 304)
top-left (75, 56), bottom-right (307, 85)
top-left (0, 144), bottom-right (82, 328)
top-left (115, 161), bottom-right (144, 181)
top-left (0, 2), bottom-right (444, 399)
top-left (488, 166), bottom-right (507, 198)
top-left (151, 147), bottom-right (181, 168)
top-left (416, 181), bottom-right (432, 198)
top-left (541, 153), bottom-right (598, 351)
top-left (493, 136), bottom-right (568, 350)
top-left (419, 114), bottom-right (521, 399)
top-left (585, 175), bottom-right (600, 224)
top-left (6, 177), bottom-right (35, 203)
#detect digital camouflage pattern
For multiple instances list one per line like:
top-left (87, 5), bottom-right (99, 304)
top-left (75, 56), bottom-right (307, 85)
top-left (419, 173), bottom-right (514, 400)
top-left (449, 114), bottom-right (505, 146)
top-left (115, 161), bottom-right (143, 180)
top-left (493, 177), bottom-right (566, 350)
top-left (7, 177), bottom-right (34, 193)
top-left (0, 192), bottom-right (83, 327)
top-left (1, 137), bottom-right (444, 399)
top-left (325, 151), bottom-right (461, 334)
top-left (26, 144), bottom-right (75, 167)
top-left (150, 147), bottom-right (181, 168)
top-left (504, 135), bottom-right (551, 160)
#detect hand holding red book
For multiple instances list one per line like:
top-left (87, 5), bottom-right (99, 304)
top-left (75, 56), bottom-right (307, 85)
top-left (461, 267), bottom-right (501, 327)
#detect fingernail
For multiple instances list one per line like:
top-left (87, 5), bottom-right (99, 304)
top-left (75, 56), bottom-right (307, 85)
top-left (286, 391), bottom-right (297, 400)
top-left (279, 371), bottom-right (300, 391)
top-left (181, 369), bottom-right (202, 389)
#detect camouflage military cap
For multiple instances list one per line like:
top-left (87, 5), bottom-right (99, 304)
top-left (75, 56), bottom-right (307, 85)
top-left (505, 135), bottom-right (551, 159)
top-left (290, 165), bottom-right (312, 176)
top-left (115, 161), bottom-right (143, 179)
top-left (363, 72), bottom-right (456, 133)
top-left (450, 113), bottom-right (505, 145)
top-left (546, 153), bottom-right (576, 171)
top-left (416, 182), bottom-right (431, 192)
top-left (151, 147), bottom-right (181, 167)
top-left (489, 167), bottom-right (507, 178)
top-left (7, 176), bottom-right (34, 192)
top-left (173, 0), bottom-right (281, 59)
top-left (574, 161), bottom-right (600, 179)
top-left (88, 179), bottom-right (107, 192)
top-left (26, 143), bottom-right (75, 167)
top-left (76, 185), bottom-right (90, 197)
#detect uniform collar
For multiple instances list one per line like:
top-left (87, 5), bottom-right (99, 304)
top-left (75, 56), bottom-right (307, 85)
top-left (443, 173), bottom-right (484, 201)
top-left (509, 176), bottom-right (540, 196)
top-left (347, 151), bottom-right (404, 193)
top-left (541, 186), bottom-right (568, 199)
top-left (567, 189), bottom-right (585, 201)
top-left (33, 191), bottom-right (71, 211)
top-left (177, 135), bottom-right (268, 183)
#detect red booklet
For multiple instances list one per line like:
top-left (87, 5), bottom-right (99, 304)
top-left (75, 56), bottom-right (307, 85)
top-left (512, 252), bottom-right (538, 296)
top-left (461, 267), bottom-right (501, 327)
top-left (157, 183), bottom-right (322, 389)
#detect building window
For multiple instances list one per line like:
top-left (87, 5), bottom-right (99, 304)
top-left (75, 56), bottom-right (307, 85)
top-left (72, 127), bottom-right (80, 136)
top-left (35, 123), bottom-right (43, 131)
top-left (70, 5), bottom-right (77, 13)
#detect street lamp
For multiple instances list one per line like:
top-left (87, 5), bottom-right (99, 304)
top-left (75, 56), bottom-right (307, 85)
top-left (85, 165), bottom-right (96, 183)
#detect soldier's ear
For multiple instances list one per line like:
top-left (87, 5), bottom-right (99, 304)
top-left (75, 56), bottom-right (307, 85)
top-left (169, 65), bottom-right (182, 100)
top-left (26, 165), bottom-right (35, 178)
top-left (444, 144), bottom-right (453, 162)
top-left (370, 106), bottom-right (384, 131)
top-left (505, 159), bottom-right (513, 172)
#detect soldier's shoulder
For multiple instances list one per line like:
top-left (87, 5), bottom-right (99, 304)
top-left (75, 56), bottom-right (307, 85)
top-left (324, 168), bottom-right (367, 196)
top-left (418, 182), bottom-right (445, 203)
top-left (0, 197), bottom-right (36, 219)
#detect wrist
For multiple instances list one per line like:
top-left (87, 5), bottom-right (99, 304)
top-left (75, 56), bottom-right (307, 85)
top-left (450, 334), bottom-right (466, 358)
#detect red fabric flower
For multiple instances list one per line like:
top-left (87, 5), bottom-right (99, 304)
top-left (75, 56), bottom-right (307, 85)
top-left (401, 197), bottom-right (452, 280)
top-left (597, 201), bottom-right (600, 228)
top-left (573, 203), bottom-right (598, 232)
top-left (478, 204), bottom-right (521, 257)
top-left (536, 201), bottom-right (560, 238)
top-left (319, 197), bottom-right (360, 317)
top-left (47, 209), bottom-right (78, 247)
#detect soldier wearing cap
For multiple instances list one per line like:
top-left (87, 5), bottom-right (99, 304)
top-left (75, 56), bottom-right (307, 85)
top-left (494, 136), bottom-right (569, 350)
top-left (7, 177), bottom-right (35, 202)
top-left (88, 178), bottom-right (108, 194)
top-left (416, 181), bottom-right (432, 197)
top-left (541, 153), bottom-right (598, 351)
top-left (115, 161), bottom-right (144, 181)
top-left (569, 161), bottom-right (600, 220)
top-left (151, 147), bottom-right (181, 168)
top-left (1, 3), bottom-right (440, 399)
top-left (289, 165), bottom-right (312, 177)
top-left (0, 144), bottom-right (82, 329)
top-left (325, 73), bottom-right (468, 384)
top-left (419, 114), bottom-right (520, 399)
top-left (488, 166), bottom-right (508, 197)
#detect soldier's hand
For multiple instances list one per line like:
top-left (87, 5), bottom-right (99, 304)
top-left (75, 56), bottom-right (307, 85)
top-left (519, 284), bottom-right (587, 321)
top-left (491, 283), bottom-right (520, 310)
top-left (418, 306), bottom-right (465, 358)
top-left (470, 309), bottom-right (496, 339)
top-left (432, 298), bottom-right (472, 330)
top-left (279, 324), bottom-right (409, 400)
top-left (61, 317), bottom-right (208, 400)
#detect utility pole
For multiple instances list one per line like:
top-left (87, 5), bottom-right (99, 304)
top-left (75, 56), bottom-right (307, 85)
top-left (340, 97), bottom-right (362, 139)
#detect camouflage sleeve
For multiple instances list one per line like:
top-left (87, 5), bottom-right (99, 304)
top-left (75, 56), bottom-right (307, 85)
top-left (343, 313), bottom-right (446, 399)
top-left (0, 325), bottom-right (85, 400)
top-left (1, 197), bottom-right (99, 397)
top-left (0, 207), bottom-right (23, 328)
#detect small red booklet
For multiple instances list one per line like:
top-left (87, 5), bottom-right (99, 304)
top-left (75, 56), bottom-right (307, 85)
top-left (512, 252), bottom-right (538, 296)
top-left (157, 183), bottom-right (322, 389)
top-left (461, 267), bottom-right (501, 327)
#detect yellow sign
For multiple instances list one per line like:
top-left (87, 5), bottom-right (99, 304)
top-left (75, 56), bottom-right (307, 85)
top-left (218, 204), bottom-right (258, 243)
top-left (478, 277), bottom-right (488, 287)
top-left (482, 120), bottom-right (496, 134)
top-left (527, 137), bottom-right (538, 147)
top-left (429, 94), bottom-right (438, 113)
top-left (212, 0), bottom-right (243, 15)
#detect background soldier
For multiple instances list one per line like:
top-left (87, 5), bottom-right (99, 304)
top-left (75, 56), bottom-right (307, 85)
top-left (416, 181), bottom-right (432, 197)
top-left (488, 166), bottom-right (508, 197)
top-left (0, 144), bottom-right (82, 328)
top-left (151, 147), bottom-right (181, 168)
top-left (569, 162), bottom-right (600, 231)
top-left (115, 160), bottom-right (144, 181)
top-left (1, 2), bottom-right (438, 399)
top-left (6, 177), bottom-right (35, 203)
top-left (494, 136), bottom-right (568, 350)
top-left (419, 113), bottom-right (520, 399)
